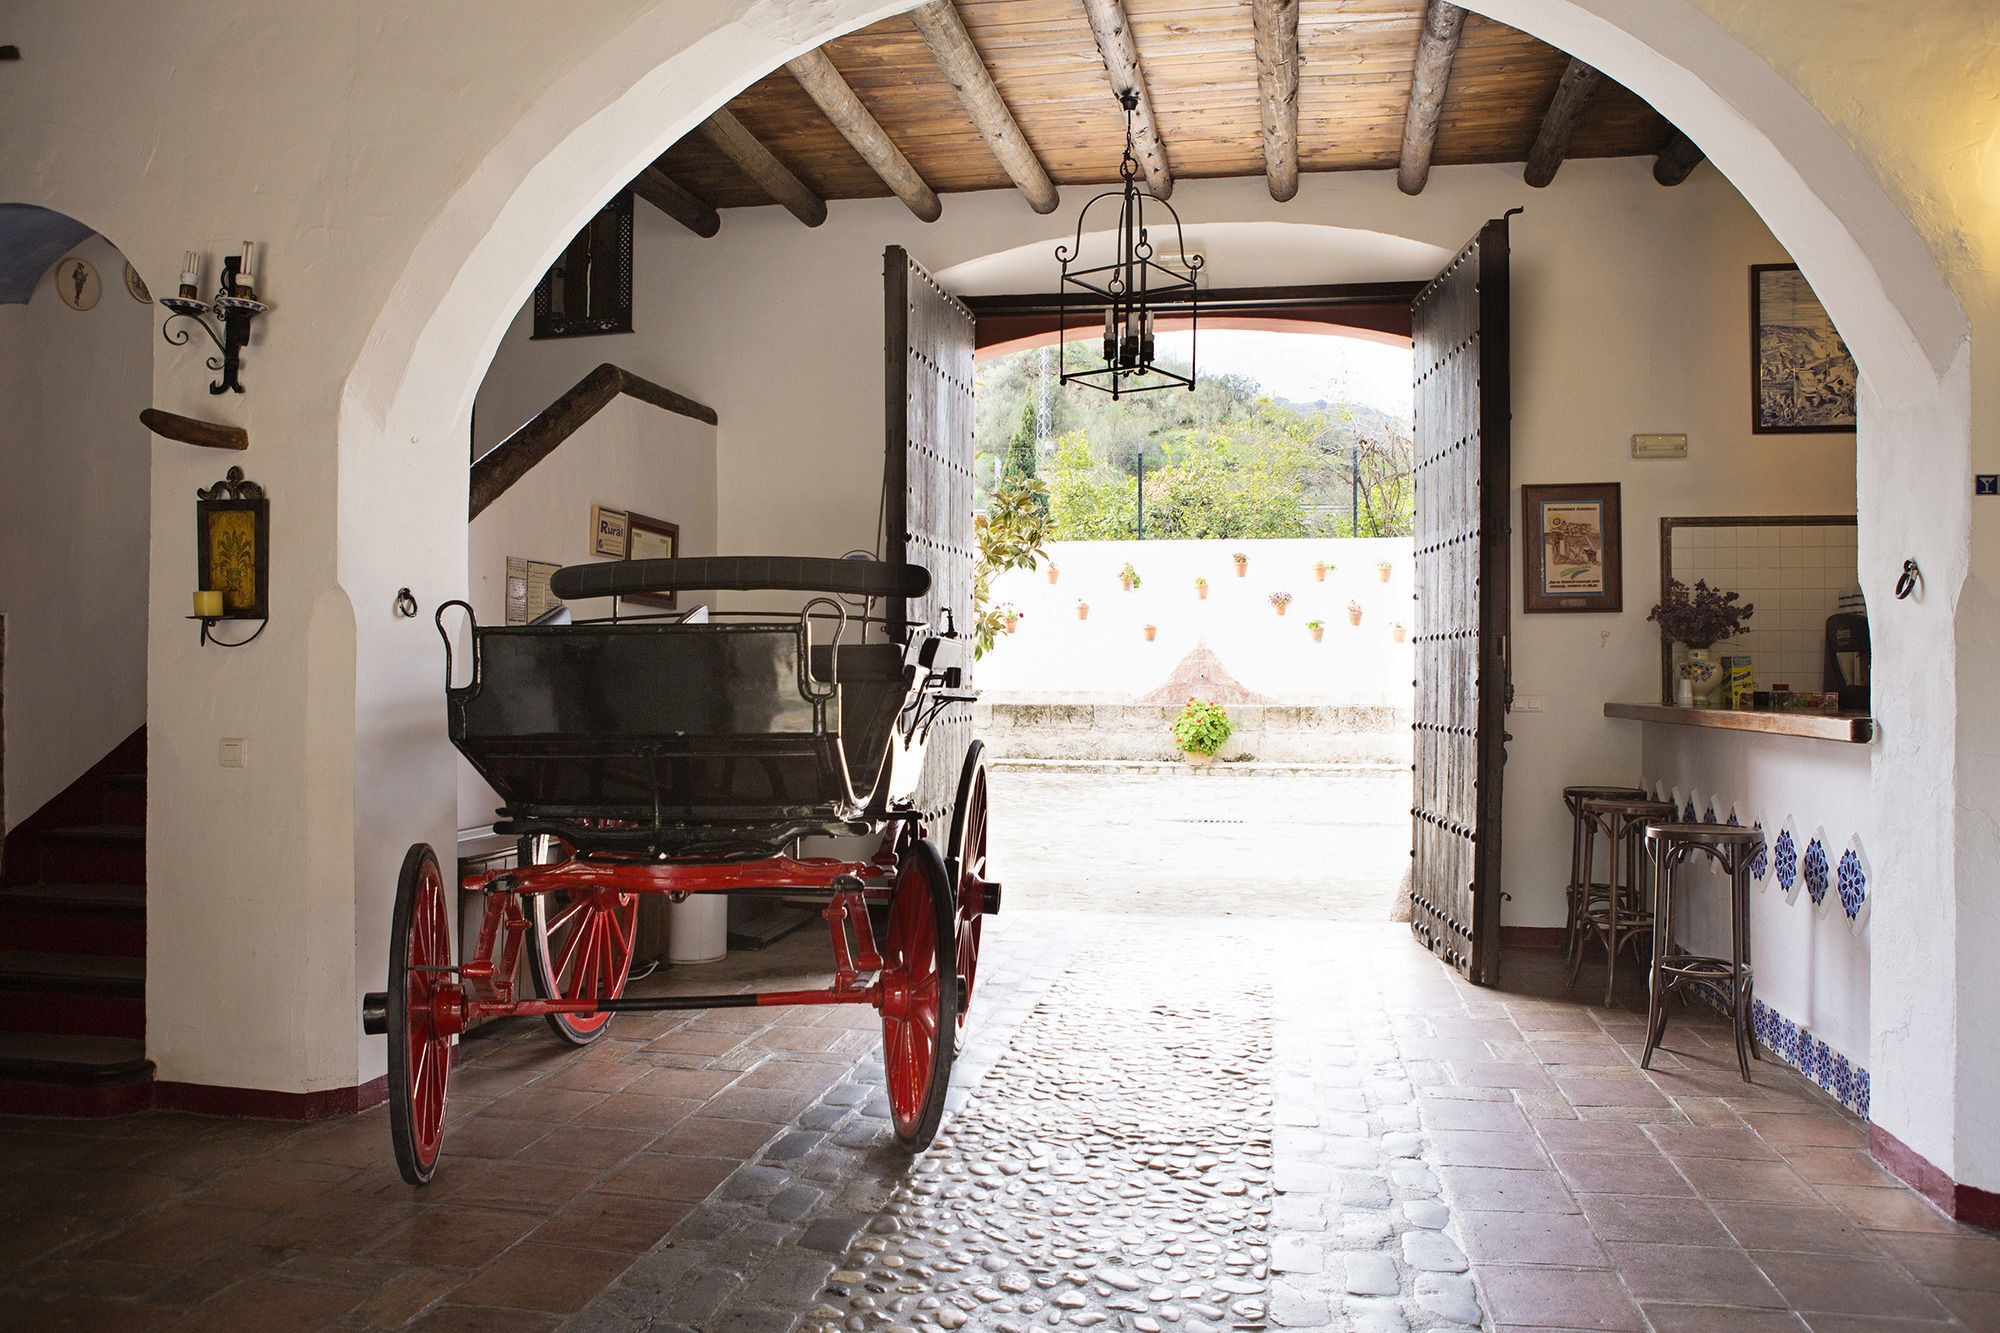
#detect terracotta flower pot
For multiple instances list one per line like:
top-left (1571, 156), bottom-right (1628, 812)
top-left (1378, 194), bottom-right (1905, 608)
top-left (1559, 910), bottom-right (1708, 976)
top-left (1119, 576), bottom-right (1133, 591)
top-left (1274, 603), bottom-right (1288, 616)
top-left (1076, 604), bottom-right (1089, 620)
top-left (1348, 609), bottom-right (1363, 626)
top-left (1376, 564), bottom-right (1393, 583)
top-left (1046, 567), bottom-right (1060, 585)
top-left (1310, 627), bottom-right (1324, 643)
top-left (1393, 626), bottom-right (1407, 643)
top-left (1313, 564), bottom-right (1327, 582)
top-left (1181, 749), bottom-right (1216, 768)
top-left (1233, 562), bottom-right (1248, 578)
top-left (1195, 584), bottom-right (1208, 600)
top-left (1143, 625), bottom-right (1156, 642)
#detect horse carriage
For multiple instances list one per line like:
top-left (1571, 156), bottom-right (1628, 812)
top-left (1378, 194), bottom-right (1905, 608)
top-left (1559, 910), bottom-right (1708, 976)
top-left (361, 555), bottom-right (994, 1185)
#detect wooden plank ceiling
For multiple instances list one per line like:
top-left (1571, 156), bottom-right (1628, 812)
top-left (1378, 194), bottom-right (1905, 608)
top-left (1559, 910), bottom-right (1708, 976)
top-left (643, 0), bottom-right (1685, 227)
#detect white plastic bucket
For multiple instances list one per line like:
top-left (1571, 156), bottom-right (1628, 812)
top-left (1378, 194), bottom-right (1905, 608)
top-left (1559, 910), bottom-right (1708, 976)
top-left (667, 894), bottom-right (729, 964)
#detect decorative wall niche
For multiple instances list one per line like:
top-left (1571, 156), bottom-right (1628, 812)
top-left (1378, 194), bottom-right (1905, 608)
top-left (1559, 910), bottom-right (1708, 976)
top-left (532, 191), bottom-right (633, 340)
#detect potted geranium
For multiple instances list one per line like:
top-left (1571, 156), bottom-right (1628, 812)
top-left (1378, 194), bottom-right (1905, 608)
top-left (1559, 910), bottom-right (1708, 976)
top-left (1649, 578), bottom-right (1754, 706)
top-left (1347, 600), bottom-right (1363, 626)
top-left (1119, 561), bottom-right (1142, 591)
top-left (1307, 618), bottom-right (1325, 643)
top-left (1194, 576), bottom-right (1209, 600)
top-left (1171, 697), bottom-right (1233, 768)
top-left (1269, 591), bottom-right (1293, 617)
top-left (997, 603), bottom-right (1021, 635)
top-left (1231, 552), bottom-right (1249, 578)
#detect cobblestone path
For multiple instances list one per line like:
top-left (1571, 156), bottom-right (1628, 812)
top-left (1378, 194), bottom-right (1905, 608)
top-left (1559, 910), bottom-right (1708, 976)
top-left (803, 937), bottom-right (1275, 1333)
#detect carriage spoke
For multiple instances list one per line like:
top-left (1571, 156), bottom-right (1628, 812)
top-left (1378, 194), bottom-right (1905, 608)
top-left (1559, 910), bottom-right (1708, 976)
top-left (549, 898), bottom-right (588, 933)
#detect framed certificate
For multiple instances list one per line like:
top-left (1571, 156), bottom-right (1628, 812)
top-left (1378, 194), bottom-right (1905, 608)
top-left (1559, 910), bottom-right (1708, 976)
top-left (1522, 483), bottom-right (1622, 613)
top-left (622, 510), bottom-right (679, 610)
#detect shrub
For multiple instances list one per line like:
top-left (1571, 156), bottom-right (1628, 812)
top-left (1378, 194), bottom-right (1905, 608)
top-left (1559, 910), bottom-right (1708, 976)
top-left (1172, 698), bottom-right (1234, 756)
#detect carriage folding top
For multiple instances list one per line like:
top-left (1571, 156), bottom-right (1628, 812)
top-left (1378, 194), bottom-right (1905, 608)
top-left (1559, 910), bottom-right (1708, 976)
top-left (444, 555), bottom-right (952, 858)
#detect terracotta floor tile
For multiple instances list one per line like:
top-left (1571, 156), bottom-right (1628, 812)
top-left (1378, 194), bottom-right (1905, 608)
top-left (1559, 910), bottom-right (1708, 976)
top-left (652, 1115), bottom-right (784, 1159)
top-left (479, 1086), bottom-right (608, 1124)
top-left (1642, 1305), bottom-right (1809, 1331)
top-left (431, 1115), bottom-right (549, 1161)
top-left (1420, 1098), bottom-right (1532, 1133)
top-left (252, 1193), bottom-right (427, 1255)
top-left (1454, 1209), bottom-right (1609, 1266)
top-left (1753, 1251), bottom-right (1950, 1318)
top-left (1478, 1264), bottom-right (1648, 1330)
top-left (1677, 1156), bottom-right (1821, 1204)
top-left (446, 1161), bottom-right (600, 1214)
top-left (448, 1243), bottom-right (636, 1313)
top-left (21, 1257), bottom-right (167, 1301)
top-left (403, 1303), bottom-right (563, 1332)
top-left (1431, 1130), bottom-right (1553, 1169)
top-left (594, 1152), bottom-right (741, 1202)
top-left (365, 1206), bottom-right (541, 1269)
top-left (697, 1086), bottom-right (819, 1123)
top-left (1797, 1316), bottom-right (1968, 1332)
top-left (640, 1029), bottom-right (746, 1056)
top-left (161, 1276), bottom-right (363, 1331)
top-left (1577, 1194), bottom-right (1734, 1246)
top-left (1870, 1231), bottom-right (2000, 1292)
top-left (1438, 1165), bottom-right (1580, 1213)
top-left (1817, 1185), bottom-right (1962, 1235)
top-left (1933, 1286), bottom-right (2000, 1327)
top-left (1741, 1112), bottom-right (1867, 1149)
top-left (351, 1266), bottom-right (467, 1329)
top-left (1709, 1201), bottom-right (1885, 1256)
top-left (1529, 1039), bottom-right (1634, 1068)
top-left (528, 1192), bottom-right (691, 1252)
top-left (536, 1061), bottom-right (648, 1094)
top-left (735, 1059), bottom-right (851, 1094)
top-left (1554, 1076), bottom-right (1674, 1109)
top-left (81, 1203), bottom-right (266, 1267)
top-left (1449, 1061), bottom-right (1557, 1090)
top-left (622, 1067), bottom-right (741, 1100)
top-left (570, 1092), bottom-right (701, 1133)
top-left (511, 1125), bottom-right (655, 1171)
top-left (5, 1295), bottom-right (177, 1332)
top-left (1533, 1120), bottom-right (1654, 1154)
top-left (1606, 1242), bottom-right (1786, 1306)
top-left (1777, 1147), bottom-right (1903, 1189)
top-left (1647, 1125), bottom-right (1783, 1159)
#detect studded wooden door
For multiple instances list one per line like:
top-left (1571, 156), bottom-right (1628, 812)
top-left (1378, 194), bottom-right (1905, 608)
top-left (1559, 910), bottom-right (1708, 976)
top-left (884, 245), bottom-right (976, 828)
top-left (1410, 217), bottom-right (1512, 985)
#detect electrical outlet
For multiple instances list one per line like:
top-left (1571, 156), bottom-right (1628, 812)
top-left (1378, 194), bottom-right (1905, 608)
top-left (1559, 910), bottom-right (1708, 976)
top-left (1512, 694), bottom-right (1545, 713)
top-left (219, 737), bottom-right (248, 768)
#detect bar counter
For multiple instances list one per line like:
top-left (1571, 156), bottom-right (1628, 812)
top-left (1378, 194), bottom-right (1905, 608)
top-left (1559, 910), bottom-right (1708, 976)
top-left (1603, 701), bottom-right (1873, 743)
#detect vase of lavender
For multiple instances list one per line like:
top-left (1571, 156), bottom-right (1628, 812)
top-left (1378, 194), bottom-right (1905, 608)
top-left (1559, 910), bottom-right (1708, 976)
top-left (1648, 578), bottom-right (1755, 706)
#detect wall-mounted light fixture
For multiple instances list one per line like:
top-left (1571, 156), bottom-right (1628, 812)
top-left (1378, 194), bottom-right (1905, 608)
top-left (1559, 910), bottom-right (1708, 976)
top-left (191, 466), bottom-right (269, 647)
top-left (161, 244), bottom-right (270, 394)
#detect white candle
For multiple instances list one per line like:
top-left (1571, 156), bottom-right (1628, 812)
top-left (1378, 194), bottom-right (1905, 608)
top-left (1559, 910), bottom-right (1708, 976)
top-left (239, 241), bottom-right (256, 285)
top-left (180, 250), bottom-right (201, 293)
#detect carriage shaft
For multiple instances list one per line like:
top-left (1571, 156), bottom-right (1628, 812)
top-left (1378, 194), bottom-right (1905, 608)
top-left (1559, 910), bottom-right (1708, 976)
top-left (467, 853), bottom-right (890, 898)
top-left (467, 983), bottom-right (882, 1022)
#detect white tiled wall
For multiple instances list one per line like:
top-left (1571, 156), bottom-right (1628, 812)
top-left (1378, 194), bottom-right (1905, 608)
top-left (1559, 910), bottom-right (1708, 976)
top-left (1668, 520), bottom-right (1860, 691)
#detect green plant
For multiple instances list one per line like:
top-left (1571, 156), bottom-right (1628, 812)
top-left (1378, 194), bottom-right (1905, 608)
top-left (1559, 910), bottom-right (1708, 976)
top-left (1268, 591), bottom-right (1293, 610)
top-left (1193, 575), bottom-right (1208, 586)
top-left (1648, 578), bottom-right (1755, 648)
top-left (1306, 619), bottom-right (1324, 631)
top-left (1231, 551), bottom-right (1248, 564)
top-left (971, 474), bottom-right (1052, 660)
top-left (1171, 698), bottom-right (1234, 757)
top-left (1119, 561), bottom-right (1142, 589)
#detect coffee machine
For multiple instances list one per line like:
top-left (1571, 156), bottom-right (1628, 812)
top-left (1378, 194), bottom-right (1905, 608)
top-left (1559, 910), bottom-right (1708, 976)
top-left (1823, 610), bottom-right (1869, 712)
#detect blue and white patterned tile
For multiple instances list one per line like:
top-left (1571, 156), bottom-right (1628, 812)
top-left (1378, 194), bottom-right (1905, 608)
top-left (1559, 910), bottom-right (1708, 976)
top-left (1749, 820), bottom-right (1769, 889)
top-left (1774, 819), bottom-right (1801, 904)
top-left (1837, 836), bottom-right (1871, 934)
top-left (1804, 828), bottom-right (1831, 915)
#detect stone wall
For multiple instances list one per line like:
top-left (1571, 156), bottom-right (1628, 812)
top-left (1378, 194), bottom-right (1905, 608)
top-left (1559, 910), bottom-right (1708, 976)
top-left (974, 701), bottom-right (1411, 765)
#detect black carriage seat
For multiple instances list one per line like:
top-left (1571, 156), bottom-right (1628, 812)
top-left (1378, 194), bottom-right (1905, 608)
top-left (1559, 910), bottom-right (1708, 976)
top-left (452, 557), bottom-right (930, 848)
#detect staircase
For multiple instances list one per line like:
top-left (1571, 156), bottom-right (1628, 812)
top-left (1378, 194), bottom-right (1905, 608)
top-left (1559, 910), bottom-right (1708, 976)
top-left (0, 729), bottom-right (152, 1115)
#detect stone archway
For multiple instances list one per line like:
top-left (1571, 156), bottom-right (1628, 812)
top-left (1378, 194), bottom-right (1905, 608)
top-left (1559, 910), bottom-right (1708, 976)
top-left (337, 0), bottom-right (1982, 1199)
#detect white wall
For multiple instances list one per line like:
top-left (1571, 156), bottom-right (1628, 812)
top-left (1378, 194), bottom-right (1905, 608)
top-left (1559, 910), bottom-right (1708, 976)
top-left (458, 393), bottom-right (718, 831)
top-left (0, 233), bottom-right (150, 831)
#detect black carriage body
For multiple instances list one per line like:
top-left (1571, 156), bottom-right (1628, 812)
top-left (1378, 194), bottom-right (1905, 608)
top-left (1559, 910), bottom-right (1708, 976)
top-left (450, 619), bottom-right (914, 856)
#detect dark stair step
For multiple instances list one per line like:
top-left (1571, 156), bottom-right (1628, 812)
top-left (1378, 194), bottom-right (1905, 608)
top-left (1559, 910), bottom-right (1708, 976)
top-left (100, 773), bottom-right (146, 825)
top-left (0, 883), bottom-right (145, 957)
top-left (0, 1032), bottom-right (153, 1117)
top-left (0, 951), bottom-right (146, 1038)
top-left (36, 825), bottom-right (145, 886)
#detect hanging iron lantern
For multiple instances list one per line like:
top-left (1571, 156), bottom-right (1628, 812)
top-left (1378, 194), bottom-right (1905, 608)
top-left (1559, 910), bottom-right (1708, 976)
top-left (1056, 90), bottom-right (1202, 398)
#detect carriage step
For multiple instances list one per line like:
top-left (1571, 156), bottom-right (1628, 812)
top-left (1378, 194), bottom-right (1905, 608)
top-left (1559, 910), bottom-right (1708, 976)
top-left (0, 1033), bottom-right (154, 1117)
top-left (36, 825), bottom-right (146, 886)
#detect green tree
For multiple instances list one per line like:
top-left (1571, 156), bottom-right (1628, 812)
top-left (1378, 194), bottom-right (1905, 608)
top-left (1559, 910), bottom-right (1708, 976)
top-left (971, 474), bottom-right (1052, 660)
top-left (1046, 432), bottom-right (1137, 539)
top-left (1004, 396), bottom-right (1039, 482)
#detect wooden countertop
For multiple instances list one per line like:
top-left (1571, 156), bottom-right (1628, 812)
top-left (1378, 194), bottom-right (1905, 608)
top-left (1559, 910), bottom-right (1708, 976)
top-left (1604, 701), bottom-right (1874, 744)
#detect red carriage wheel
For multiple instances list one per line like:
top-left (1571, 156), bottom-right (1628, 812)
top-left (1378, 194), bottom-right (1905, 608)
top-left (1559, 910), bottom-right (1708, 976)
top-left (880, 836), bottom-right (958, 1150)
top-left (388, 843), bottom-right (456, 1186)
top-left (527, 856), bottom-right (639, 1045)
top-left (947, 741), bottom-right (991, 1054)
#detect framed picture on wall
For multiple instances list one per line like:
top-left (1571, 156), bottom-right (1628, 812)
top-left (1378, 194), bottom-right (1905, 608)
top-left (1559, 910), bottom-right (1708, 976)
top-left (1751, 263), bottom-right (1858, 433)
top-left (621, 510), bottom-right (679, 610)
top-left (591, 504), bottom-right (629, 558)
top-left (1522, 483), bottom-right (1622, 613)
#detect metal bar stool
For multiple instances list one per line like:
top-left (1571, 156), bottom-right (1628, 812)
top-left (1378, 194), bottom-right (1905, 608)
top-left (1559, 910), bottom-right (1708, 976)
top-left (1562, 785), bottom-right (1649, 959)
top-left (1640, 822), bottom-right (1761, 1080)
top-left (1567, 797), bottom-right (1675, 1006)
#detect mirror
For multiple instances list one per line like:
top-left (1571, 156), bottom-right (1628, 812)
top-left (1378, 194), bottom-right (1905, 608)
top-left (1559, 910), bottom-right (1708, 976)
top-left (1657, 515), bottom-right (1861, 705)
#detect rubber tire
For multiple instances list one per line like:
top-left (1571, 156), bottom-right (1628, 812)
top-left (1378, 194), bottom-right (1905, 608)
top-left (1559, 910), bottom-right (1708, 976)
top-left (388, 843), bottom-right (453, 1186)
top-left (946, 741), bottom-right (990, 1054)
top-left (523, 834), bottom-right (637, 1047)
top-left (882, 836), bottom-right (958, 1152)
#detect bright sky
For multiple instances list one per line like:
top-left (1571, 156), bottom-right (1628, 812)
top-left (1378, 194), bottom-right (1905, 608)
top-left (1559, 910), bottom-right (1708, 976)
top-left (1155, 329), bottom-right (1414, 422)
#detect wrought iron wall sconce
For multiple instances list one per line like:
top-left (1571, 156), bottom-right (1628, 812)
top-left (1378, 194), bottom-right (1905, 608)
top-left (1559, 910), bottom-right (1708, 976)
top-left (191, 466), bottom-right (269, 647)
top-left (161, 244), bottom-right (270, 394)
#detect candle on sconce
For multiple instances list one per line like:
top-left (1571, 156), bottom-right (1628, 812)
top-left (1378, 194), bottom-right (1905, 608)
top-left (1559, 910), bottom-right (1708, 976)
top-left (193, 590), bottom-right (224, 619)
top-left (179, 250), bottom-right (201, 299)
top-left (238, 242), bottom-right (255, 287)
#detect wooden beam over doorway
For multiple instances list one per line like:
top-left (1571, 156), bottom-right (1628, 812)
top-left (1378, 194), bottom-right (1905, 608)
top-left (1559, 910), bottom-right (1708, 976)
top-left (1396, 1), bottom-right (1467, 196)
top-left (786, 48), bottom-right (942, 223)
top-left (631, 165), bottom-right (721, 238)
top-left (1079, 0), bottom-right (1173, 199)
top-left (1653, 128), bottom-right (1706, 186)
top-left (1523, 57), bottom-right (1605, 188)
top-left (696, 110), bottom-right (827, 227)
top-left (909, 1), bottom-right (1060, 214)
top-left (1253, 0), bottom-right (1300, 202)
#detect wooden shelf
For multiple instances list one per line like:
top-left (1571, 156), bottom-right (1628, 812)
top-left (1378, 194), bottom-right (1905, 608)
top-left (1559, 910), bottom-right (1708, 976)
top-left (1604, 701), bottom-right (1873, 744)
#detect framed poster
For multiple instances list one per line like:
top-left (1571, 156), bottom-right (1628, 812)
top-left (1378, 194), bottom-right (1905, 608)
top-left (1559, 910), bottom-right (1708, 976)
top-left (1751, 263), bottom-right (1857, 434)
top-left (621, 510), bottom-right (679, 610)
top-left (195, 467), bottom-right (269, 619)
top-left (505, 556), bottom-right (562, 625)
top-left (591, 504), bottom-right (628, 558)
top-left (1522, 483), bottom-right (1622, 613)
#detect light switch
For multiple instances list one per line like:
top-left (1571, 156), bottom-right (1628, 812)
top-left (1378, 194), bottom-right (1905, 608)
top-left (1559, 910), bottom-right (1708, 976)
top-left (219, 737), bottom-right (248, 768)
top-left (1512, 694), bottom-right (1545, 713)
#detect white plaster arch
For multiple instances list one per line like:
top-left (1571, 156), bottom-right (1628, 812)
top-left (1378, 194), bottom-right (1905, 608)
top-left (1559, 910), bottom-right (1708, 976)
top-left (335, 0), bottom-right (1977, 1185)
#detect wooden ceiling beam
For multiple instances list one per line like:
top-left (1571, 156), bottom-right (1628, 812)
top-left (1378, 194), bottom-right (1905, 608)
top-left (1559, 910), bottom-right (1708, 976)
top-left (1396, 1), bottom-right (1467, 196)
top-left (1653, 127), bottom-right (1706, 186)
top-left (631, 165), bottom-right (721, 238)
top-left (909, 1), bottom-right (1060, 214)
top-left (1523, 57), bottom-right (1605, 188)
top-left (1253, 0), bottom-right (1300, 203)
top-left (1079, 0), bottom-right (1173, 199)
top-left (787, 48), bottom-right (942, 222)
top-left (696, 110), bottom-right (828, 226)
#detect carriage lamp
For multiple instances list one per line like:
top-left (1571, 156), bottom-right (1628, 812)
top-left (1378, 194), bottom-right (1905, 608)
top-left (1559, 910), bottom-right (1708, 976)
top-left (1055, 90), bottom-right (1201, 398)
top-left (161, 242), bottom-right (270, 394)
